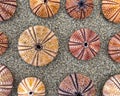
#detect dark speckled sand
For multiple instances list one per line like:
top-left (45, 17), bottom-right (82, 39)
top-left (0, 0), bottom-right (120, 96)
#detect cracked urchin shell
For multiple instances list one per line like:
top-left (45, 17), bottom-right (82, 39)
top-left (102, 0), bottom-right (120, 23)
top-left (103, 74), bottom-right (120, 96)
top-left (18, 25), bottom-right (59, 66)
top-left (58, 73), bottom-right (96, 96)
top-left (0, 64), bottom-right (13, 96)
top-left (0, 0), bottom-right (17, 21)
top-left (0, 32), bottom-right (8, 55)
top-left (17, 77), bottom-right (45, 96)
top-left (108, 32), bottom-right (120, 63)
top-left (30, 0), bottom-right (60, 18)
top-left (69, 28), bottom-right (101, 60)
top-left (65, 0), bottom-right (94, 19)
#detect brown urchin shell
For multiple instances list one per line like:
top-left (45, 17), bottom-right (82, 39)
top-left (108, 32), bottom-right (120, 63)
top-left (0, 64), bottom-right (13, 96)
top-left (65, 0), bottom-right (94, 19)
top-left (0, 32), bottom-right (8, 55)
top-left (18, 77), bottom-right (45, 96)
top-left (69, 28), bottom-right (101, 60)
top-left (58, 73), bottom-right (96, 96)
top-left (103, 74), bottom-right (120, 96)
top-left (102, 0), bottom-right (120, 23)
top-left (30, 0), bottom-right (60, 18)
top-left (18, 25), bottom-right (59, 66)
top-left (0, 0), bottom-right (17, 21)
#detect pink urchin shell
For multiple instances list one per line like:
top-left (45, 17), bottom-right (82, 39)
top-left (0, 64), bottom-right (13, 96)
top-left (69, 28), bottom-right (101, 60)
top-left (108, 32), bottom-right (120, 63)
top-left (58, 73), bottom-right (96, 96)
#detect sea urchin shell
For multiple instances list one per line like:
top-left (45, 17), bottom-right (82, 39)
top-left (102, 0), bottom-right (120, 23)
top-left (69, 28), bottom-right (101, 60)
top-left (30, 0), bottom-right (60, 18)
top-left (108, 32), bottom-right (120, 63)
top-left (0, 32), bottom-right (8, 55)
top-left (18, 25), bottom-right (59, 66)
top-left (58, 73), bottom-right (96, 96)
top-left (17, 77), bottom-right (45, 96)
top-left (103, 74), bottom-right (120, 96)
top-left (65, 0), bottom-right (94, 19)
top-left (0, 0), bottom-right (17, 21)
top-left (0, 64), bottom-right (13, 96)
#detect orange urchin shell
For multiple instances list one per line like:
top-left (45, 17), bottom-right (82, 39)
top-left (0, 0), bottom-right (17, 21)
top-left (69, 28), bottom-right (101, 60)
top-left (0, 64), bottom-right (13, 96)
top-left (102, 0), bottom-right (120, 23)
top-left (65, 0), bottom-right (94, 19)
top-left (18, 77), bottom-right (45, 96)
top-left (103, 74), bottom-right (120, 96)
top-left (30, 0), bottom-right (60, 18)
top-left (58, 73), bottom-right (96, 96)
top-left (0, 32), bottom-right (8, 55)
top-left (18, 25), bottom-right (59, 66)
top-left (108, 32), bottom-right (120, 63)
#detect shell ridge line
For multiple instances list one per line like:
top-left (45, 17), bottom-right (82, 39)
top-left (46, 4), bottom-right (54, 17)
top-left (77, 48), bottom-right (85, 59)
top-left (34, 4), bottom-right (43, 15)
top-left (0, 4), bottom-right (12, 16)
top-left (32, 27), bottom-right (38, 43)
top-left (82, 80), bottom-right (93, 93)
top-left (58, 88), bottom-right (74, 95)
top-left (102, 0), bottom-right (119, 4)
top-left (69, 74), bottom-right (77, 91)
top-left (110, 78), bottom-right (120, 90)
top-left (28, 28), bottom-right (37, 43)
top-left (48, 0), bottom-right (60, 4)
top-left (43, 49), bottom-right (55, 57)
top-left (68, 5), bottom-right (78, 14)
top-left (109, 7), bottom-right (120, 21)
top-left (45, 5), bottom-right (50, 17)
top-left (31, 51), bottom-right (38, 66)
top-left (0, 1), bottom-right (17, 7)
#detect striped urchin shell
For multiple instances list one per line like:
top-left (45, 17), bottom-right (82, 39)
top-left (0, 0), bottom-right (17, 21)
top-left (65, 0), bottom-right (93, 19)
top-left (18, 25), bottom-right (59, 66)
top-left (30, 0), bottom-right (60, 18)
top-left (108, 32), bottom-right (120, 63)
top-left (69, 28), bottom-right (101, 60)
top-left (102, 0), bottom-right (120, 23)
top-left (0, 64), bottom-right (13, 96)
top-left (103, 74), bottom-right (120, 96)
top-left (58, 73), bottom-right (96, 96)
top-left (18, 77), bottom-right (45, 96)
top-left (0, 32), bottom-right (8, 55)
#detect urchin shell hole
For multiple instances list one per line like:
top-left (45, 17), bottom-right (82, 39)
top-left (78, 0), bottom-right (85, 7)
top-left (29, 91), bottom-right (33, 95)
top-left (35, 44), bottom-right (43, 51)
top-left (75, 92), bottom-right (83, 96)
top-left (84, 42), bottom-right (88, 47)
top-left (44, 0), bottom-right (48, 3)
